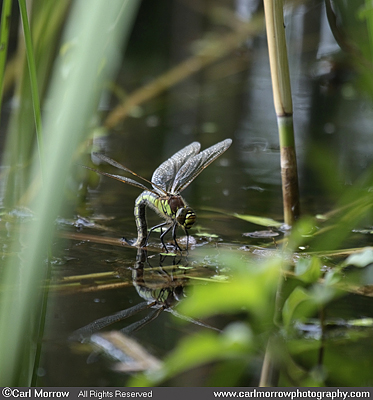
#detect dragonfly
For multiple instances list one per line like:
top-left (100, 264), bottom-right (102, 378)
top-left (84, 138), bottom-right (232, 251)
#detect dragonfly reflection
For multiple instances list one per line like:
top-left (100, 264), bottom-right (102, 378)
top-left (70, 249), bottom-right (219, 342)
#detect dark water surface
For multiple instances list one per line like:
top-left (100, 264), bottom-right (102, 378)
top-left (2, 0), bottom-right (373, 387)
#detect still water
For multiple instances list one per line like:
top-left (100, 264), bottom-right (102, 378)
top-left (2, 0), bottom-right (373, 387)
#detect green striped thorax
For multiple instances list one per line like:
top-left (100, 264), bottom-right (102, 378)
top-left (157, 195), bottom-right (196, 229)
top-left (85, 139), bottom-right (232, 250)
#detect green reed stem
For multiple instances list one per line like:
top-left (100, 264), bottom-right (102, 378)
top-left (263, 0), bottom-right (300, 226)
top-left (260, 0), bottom-right (300, 387)
top-left (0, 0), bottom-right (12, 115)
top-left (18, 0), bottom-right (45, 172)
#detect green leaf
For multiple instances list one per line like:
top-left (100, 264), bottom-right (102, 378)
top-left (195, 232), bottom-right (219, 238)
top-left (344, 247), bottom-right (373, 268)
top-left (211, 274), bottom-right (229, 281)
top-left (282, 287), bottom-right (316, 330)
top-left (323, 269), bottom-right (341, 286)
top-left (128, 322), bottom-right (253, 387)
top-left (294, 257), bottom-right (322, 283)
top-left (282, 282), bottom-right (339, 331)
top-left (348, 318), bottom-right (373, 327)
top-left (232, 213), bottom-right (282, 228)
top-left (178, 254), bottom-right (281, 321)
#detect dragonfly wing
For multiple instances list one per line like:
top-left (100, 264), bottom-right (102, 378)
top-left (91, 153), bottom-right (166, 195)
top-left (151, 142), bottom-right (201, 193)
top-left (171, 138), bottom-right (232, 193)
top-left (83, 166), bottom-right (154, 193)
top-left (93, 152), bottom-right (133, 173)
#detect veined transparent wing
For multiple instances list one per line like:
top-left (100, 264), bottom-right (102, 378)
top-left (83, 165), bottom-right (159, 194)
top-left (88, 153), bottom-right (166, 196)
top-left (171, 138), bottom-right (232, 194)
top-left (151, 142), bottom-right (201, 194)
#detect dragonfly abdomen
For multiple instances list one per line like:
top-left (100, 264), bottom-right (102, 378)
top-left (134, 192), bottom-right (193, 247)
top-left (133, 191), bottom-right (160, 247)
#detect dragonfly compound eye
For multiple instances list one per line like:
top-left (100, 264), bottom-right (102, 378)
top-left (176, 207), bottom-right (196, 229)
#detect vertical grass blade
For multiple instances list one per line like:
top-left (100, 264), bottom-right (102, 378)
top-left (365, 0), bottom-right (373, 62)
top-left (18, 0), bottom-right (44, 172)
top-left (0, 0), bottom-right (140, 385)
top-left (2, 0), bottom-right (72, 208)
top-left (0, 0), bottom-right (12, 115)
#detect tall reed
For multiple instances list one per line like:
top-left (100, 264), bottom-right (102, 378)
top-left (260, 0), bottom-right (300, 387)
top-left (18, 0), bottom-right (44, 171)
top-left (263, 0), bottom-right (300, 226)
top-left (0, 0), bottom-right (12, 114)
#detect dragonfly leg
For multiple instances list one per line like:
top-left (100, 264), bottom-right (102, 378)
top-left (146, 221), bottom-right (168, 247)
top-left (159, 225), bottom-right (173, 252)
top-left (172, 223), bottom-right (183, 252)
top-left (185, 228), bottom-right (189, 252)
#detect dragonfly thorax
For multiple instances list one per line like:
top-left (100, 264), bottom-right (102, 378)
top-left (167, 195), bottom-right (186, 214)
top-left (158, 195), bottom-right (196, 229)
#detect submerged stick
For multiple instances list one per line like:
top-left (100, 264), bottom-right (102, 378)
top-left (263, 0), bottom-right (300, 226)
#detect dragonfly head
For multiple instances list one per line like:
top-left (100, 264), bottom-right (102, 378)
top-left (175, 207), bottom-right (196, 229)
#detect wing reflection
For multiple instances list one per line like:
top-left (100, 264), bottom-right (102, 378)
top-left (70, 248), bottom-right (219, 342)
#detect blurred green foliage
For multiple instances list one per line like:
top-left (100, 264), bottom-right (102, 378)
top-left (326, 0), bottom-right (373, 97)
top-left (129, 217), bottom-right (373, 386)
top-left (127, 1), bottom-right (373, 382)
top-left (0, 0), bottom-right (140, 386)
